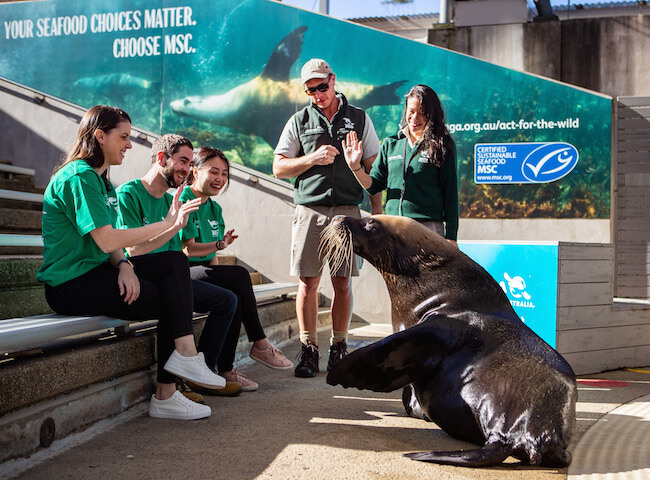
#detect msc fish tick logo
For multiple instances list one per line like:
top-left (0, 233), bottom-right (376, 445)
top-left (521, 142), bottom-right (579, 183)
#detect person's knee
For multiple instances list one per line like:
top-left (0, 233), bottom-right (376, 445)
top-left (331, 276), bottom-right (351, 295)
top-left (165, 251), bottom-right (190, 271)
top-left (299, 276), bottom-right (320, 296)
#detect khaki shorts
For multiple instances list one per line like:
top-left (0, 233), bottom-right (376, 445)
top-left (291, 204), bottom-right (361, 278)
top-left (419, 220), bottom-right (445, 236)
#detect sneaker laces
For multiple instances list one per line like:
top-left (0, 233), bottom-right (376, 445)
top-left (296, 343), bottom-right (320, 365)
top-left (176, 379), bottom-right (190, 393)
top-left (230, 368), bottom-right (249, 382)
top-left (171, 390), bottom-right (197, 407)
top-left (267, 345), bottom-right (286, 359)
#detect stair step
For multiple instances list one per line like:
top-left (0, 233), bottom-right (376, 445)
top-left (0, 207), bottom-right (42, 232)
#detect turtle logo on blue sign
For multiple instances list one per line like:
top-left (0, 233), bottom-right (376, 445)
top-left (521, 143), bottom-right (579, 183)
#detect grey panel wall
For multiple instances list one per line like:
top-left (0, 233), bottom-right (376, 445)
top-left (615, 96), bottom-right (650, 298)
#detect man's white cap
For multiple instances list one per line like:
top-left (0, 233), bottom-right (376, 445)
top-left (300, 58), bottom-right (333, 85)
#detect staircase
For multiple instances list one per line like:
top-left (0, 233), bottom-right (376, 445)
top-left (0, 162), bottom-right (44, 256)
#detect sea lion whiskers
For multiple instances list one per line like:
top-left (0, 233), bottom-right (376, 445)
top-left (320, 221), bottom-right (354, 274)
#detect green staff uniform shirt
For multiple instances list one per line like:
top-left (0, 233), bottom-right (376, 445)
top-left (115, 179), bottom-right (181, 253)
top-left (37, 160), bottom-right (119, 286)
top-left (366, 133), bottom-right (459, 240)
top-left (179, 186), bottom-right (225, 264)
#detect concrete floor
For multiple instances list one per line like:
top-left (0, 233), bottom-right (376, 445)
top-left (3, 323), bottom-right (650, 480)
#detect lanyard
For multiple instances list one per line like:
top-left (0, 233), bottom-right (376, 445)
top-left (399, 139), bottom-right (411, 216)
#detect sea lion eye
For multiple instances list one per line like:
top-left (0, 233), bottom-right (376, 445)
top-left (364, 220), bottom-right (376, 232)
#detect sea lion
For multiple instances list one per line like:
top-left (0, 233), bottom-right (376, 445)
top-left (170, 26), bottom-right (406, 147)
top-left (322, 215), bottom-right (577, 468)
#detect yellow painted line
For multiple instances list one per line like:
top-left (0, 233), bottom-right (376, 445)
top-left (625, 368), bottom-right (650, 374)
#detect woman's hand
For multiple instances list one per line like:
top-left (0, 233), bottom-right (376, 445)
top-left (117, 262), bottom-right (140, 305)
top-left (222, 229), bottom-right (238, 248)
top-left (342, 131), bottom-right (364, 172)
top-left (165, 187), bottom-right (201, 229)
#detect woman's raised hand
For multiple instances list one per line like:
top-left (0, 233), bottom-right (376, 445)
top-left (342, 130), bottom-right (364, 172)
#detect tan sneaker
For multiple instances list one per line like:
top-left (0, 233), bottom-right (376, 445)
top-left (176, 379), bottom-right (205, 404)
top-left (250, 344), bottom-right (293, 370)
top-left (220, 369), bottom-right (258, 391)
top-left (187, 380), bottom-right (242, 397)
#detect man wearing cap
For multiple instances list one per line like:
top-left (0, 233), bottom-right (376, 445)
top-left (273, 58), bottom-right (381, 378)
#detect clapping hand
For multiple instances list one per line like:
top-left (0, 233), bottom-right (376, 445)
top-left (222, 229), bottom-right (238, 248)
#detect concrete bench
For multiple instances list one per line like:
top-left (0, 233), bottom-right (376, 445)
top-left (0, 282), bottom-right (298, 355)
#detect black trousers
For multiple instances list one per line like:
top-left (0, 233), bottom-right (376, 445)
top-left (190, 264), bottom-right (266, 372)
top-left (46, 252), bottom-right (196, 383)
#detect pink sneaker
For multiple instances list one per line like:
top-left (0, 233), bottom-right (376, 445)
top-left (221, 369), bottom-right (258, 391)
top-left (250, 344), bottom-right (293, 370)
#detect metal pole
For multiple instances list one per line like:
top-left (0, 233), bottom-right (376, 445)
top-left (319, 0), bottom-right (329, 15)
top-left (440, 0), bottom-right (449, 24)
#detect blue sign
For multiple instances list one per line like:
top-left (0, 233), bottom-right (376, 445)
top-left (475, 142), bottom-right (579, 184)
top-left (459, 242), bottom-right (559, 348)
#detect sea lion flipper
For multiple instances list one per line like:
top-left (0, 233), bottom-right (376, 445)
top-left (404, 443), bottom-right (512, 467)
top-left (355, 80), bottom-right (408, 109)
top-left (261, 26), bottom-right (307, 82)
top-left (326, 317), bottom-right (455, 392)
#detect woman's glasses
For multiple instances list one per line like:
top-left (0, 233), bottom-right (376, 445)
top-left (304, 76), bottom-right (331, 96)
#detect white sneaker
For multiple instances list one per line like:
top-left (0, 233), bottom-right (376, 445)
top-left (149, 391), bottom-right (211, 420)
top-left (163, 351), bottom-right (226, 388)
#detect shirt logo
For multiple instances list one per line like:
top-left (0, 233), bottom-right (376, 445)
top-left (343, 117), bottom-right (355, 130)
top-left (388, 155), bottom-right (403, 161)
top-left (208, 220), bottom-right (220, 237)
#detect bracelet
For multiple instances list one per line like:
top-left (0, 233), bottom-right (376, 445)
top-left (116, 258), bottom-right (134, 269)
top-left (352, 166), bottom-right (363, 172)
top-left (215, 240), bottom-right (225, 251)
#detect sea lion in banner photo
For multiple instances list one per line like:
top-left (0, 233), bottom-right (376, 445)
top-left (170, 26), bottom-right (406, 147)
top-left (322, 215), bottom-right (577, 468)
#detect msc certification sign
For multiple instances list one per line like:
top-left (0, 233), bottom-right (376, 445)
top-left (474, 142), bottom-right (579, 184)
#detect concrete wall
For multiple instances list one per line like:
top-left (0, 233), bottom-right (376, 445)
top-left (428, 15), bottom-right (650, 98)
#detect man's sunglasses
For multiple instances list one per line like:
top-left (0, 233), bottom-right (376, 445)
top-left (304, 76), bottom-right (331, 95)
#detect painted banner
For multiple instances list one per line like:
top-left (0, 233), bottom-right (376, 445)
top-left (0, 0), bottom-right (612, 218)
top-left (459, 241), bottom-right (559, 348)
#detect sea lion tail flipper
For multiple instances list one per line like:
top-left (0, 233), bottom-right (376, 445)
top-left (261, 26), bottom-right (307, 82)
top-left (404, 443), bottom-right (512, 467)
top-left (355, 80), bottom-right (408, 109)
top-left (326, 318), bottom-right (452, 392)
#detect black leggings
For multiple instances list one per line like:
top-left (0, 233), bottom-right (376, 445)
top-left (190, 264), bottom-right (266, 372)
top-left (45, 252), bottom-right (195, 384)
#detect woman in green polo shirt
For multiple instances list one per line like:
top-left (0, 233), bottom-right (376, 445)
top-left (37, 105), bottom-right (224, 420)
top-left (342, 84), bottom-right (459, 245)
top-left (179, 147), bottom-right (293, 391)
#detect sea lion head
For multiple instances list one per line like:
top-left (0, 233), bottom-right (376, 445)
top-left (321, 214), bottom-right (454, 279)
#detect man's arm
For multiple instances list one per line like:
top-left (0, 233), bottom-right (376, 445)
top-left (273, 146), bottom-right (340, 179)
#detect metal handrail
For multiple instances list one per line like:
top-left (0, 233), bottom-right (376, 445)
top-left (0, 282), bottom-right (297, 354)
top-left (0, 164), bottom-right (36, 176)
top-left (0, 75), bottom-right (294, 192)
top-left (0, 234), bottom-right (43, 247)
top-left (0, 189), bottom-right (44, 203)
